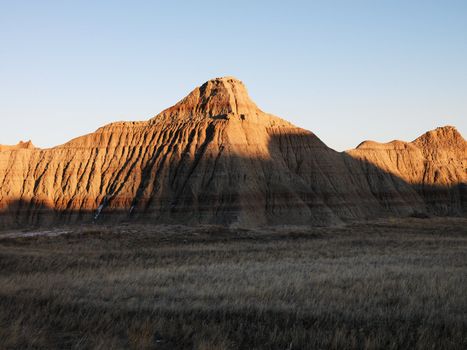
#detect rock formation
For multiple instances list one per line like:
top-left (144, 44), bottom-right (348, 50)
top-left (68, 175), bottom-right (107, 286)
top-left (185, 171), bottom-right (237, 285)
top-left (347, 126), bottom-right (466, 215)
top-left (0, 77), bottom-right (465, 227)
top-left (0, 140), bottom-right (35, 152)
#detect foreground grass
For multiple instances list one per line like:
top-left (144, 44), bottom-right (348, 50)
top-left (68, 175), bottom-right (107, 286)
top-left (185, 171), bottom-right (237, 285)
top-left (0, 218), bottom-right (466, 349)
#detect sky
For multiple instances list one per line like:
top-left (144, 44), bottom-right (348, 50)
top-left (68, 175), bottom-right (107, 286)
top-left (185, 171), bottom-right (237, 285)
top-left (1, 0), bottom-right (466, 151)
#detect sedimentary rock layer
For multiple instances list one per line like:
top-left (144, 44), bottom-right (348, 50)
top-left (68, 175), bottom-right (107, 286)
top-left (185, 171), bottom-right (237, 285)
top-left (347, 125), bottom-right (466, 215)
top-left (0, 77), bottom-right (465, 227)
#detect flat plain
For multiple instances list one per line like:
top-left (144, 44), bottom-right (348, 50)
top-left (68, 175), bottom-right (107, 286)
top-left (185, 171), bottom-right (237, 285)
top-left (0, 218), bottom-right (466, 349)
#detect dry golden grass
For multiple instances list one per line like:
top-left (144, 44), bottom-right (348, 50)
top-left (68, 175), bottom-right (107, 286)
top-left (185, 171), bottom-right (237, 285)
top-left (0, 218), bottom-right (466, 349)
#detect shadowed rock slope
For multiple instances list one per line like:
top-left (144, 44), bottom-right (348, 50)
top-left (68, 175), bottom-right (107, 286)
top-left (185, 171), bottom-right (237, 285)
top-left (0, 77), bottom-right (465, 227)
top-left (347, 126), bottom-right (466, 215)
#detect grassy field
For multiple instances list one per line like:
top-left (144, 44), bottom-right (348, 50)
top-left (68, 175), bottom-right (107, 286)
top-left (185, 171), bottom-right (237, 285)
top-left (0, 218), bottom-right (466, 349)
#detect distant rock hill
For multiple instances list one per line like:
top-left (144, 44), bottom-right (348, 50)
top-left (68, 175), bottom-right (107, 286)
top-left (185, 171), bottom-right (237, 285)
top-left (348, 125), bottom-right (466, 215)
top-left (0, 77), bottom-right (465, 227)
top-left (0, 140), bottom-right (35, 152)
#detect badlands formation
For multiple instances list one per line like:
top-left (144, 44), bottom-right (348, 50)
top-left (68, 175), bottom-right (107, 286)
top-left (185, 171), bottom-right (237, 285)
top-left (0, 77), bottom-right (465, 227)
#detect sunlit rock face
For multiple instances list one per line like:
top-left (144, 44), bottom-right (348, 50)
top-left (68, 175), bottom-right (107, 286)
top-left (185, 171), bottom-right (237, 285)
top-left (0, 77), bottom-right (465, 227)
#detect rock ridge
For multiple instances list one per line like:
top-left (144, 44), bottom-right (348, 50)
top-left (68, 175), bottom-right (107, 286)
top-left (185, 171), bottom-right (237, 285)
top-left (0, 78), bottom-right (465, 227)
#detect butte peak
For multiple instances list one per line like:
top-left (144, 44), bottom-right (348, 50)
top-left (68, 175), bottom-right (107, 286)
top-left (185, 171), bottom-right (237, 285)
top-left (413, 125), bottom-right (465, 147)
top-left (355, 126), bottom-right (466, 151)
top-left (206, 76), bottom-right (245, 85)
top-left (150, 76), bottom-right (264, 123)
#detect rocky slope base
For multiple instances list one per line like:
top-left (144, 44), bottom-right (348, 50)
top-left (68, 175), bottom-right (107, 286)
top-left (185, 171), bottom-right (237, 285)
top-left (0, 77), bottom-right (465, 227)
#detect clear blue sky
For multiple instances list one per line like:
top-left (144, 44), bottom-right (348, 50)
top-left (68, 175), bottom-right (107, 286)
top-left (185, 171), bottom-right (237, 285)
top-left (1, 0), bottom-right (466, 151)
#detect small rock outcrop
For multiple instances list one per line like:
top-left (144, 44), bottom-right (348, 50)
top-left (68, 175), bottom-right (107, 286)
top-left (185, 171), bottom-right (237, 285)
top-left (0, 77), bottom-right (465, 227)
top-left (0, 140), bottom-right (35, 152)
